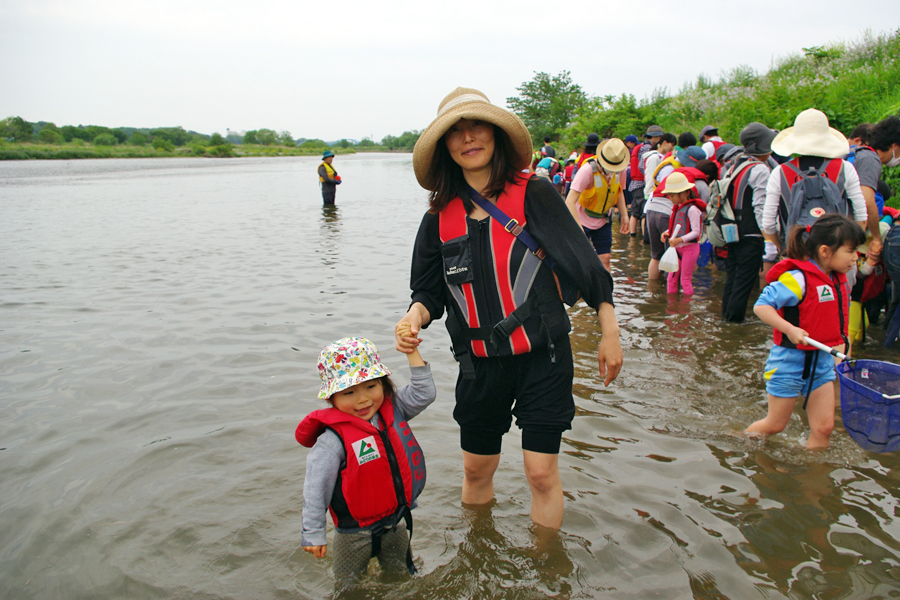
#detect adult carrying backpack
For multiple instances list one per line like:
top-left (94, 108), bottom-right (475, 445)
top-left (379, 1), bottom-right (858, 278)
top-left (705, 157), bottom-right (757, 248)
top-left (779, 158), bottom-right (847, 244)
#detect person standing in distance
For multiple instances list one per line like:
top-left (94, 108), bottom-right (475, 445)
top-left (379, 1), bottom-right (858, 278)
top-left (318, 150), bottom-right (342, 205)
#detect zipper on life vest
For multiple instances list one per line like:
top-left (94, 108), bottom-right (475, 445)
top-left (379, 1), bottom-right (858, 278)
top-left (377, 427), bottom-right (408, 512)
top-left (476, 217), bottom-right (496, 335)
top-left (834, 273), bottom-right (848, 348)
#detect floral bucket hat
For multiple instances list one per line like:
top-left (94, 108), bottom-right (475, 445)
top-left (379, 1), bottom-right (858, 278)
top-left (317, 337), bottom-right (392, 400)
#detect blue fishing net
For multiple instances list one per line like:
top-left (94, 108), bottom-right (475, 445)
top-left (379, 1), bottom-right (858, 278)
top-left (696, 240), bottom-right (712, 268)
top-left (839, 360), bottom-right (900, 453)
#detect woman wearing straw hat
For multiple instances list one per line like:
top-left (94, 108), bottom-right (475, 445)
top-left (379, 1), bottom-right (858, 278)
top-left (564, 138), bottom-right (631, 272)
top-left (760, 109), bottom-right (871, 253)
top-left (395, 87), bottom-right (623, 529)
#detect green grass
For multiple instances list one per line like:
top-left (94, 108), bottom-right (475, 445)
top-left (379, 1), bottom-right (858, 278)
top-left (558, 29), bottom-right (900, 207)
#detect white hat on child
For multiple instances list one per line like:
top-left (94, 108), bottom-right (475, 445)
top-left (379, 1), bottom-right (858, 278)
top-left (317, 337), bottom-right (392, 399)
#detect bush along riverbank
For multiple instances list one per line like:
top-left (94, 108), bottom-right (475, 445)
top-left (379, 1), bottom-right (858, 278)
top-left (557, 29), bottom-right (900, 205)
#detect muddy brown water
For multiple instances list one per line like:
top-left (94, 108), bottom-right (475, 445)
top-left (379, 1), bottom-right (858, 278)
top-left (2, 155), bottom-right (900, 599)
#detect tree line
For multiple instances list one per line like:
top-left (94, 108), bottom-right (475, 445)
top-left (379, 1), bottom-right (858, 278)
top-left (507, 30), bottom-right (900, 154)
top-left (0, 117), bottom-right (421, 154)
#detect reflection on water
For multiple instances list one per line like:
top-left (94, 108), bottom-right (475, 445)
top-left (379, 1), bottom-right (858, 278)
top-left (318, 205), bottom-right (342, 268)
top-left (2, 156), bottom-right (900, 599)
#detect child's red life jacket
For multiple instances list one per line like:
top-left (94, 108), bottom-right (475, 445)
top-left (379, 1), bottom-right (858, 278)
top-left (766, 259), bottom-right (849, 351)
top-left (860, 263), bottom-right (886, 303)
top-left (629, 143), bottom-right (646, 182)
top-left (295, 395), bottom-right (425, 530)
top-left (667, 198), bottom-right (707, 239)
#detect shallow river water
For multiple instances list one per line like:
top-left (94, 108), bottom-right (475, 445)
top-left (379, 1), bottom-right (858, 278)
top-left (2, 154), bottom-right (900, 600)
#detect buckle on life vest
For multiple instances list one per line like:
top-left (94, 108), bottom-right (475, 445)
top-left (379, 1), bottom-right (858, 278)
top-left (504, 218), bottom-right (523, 236)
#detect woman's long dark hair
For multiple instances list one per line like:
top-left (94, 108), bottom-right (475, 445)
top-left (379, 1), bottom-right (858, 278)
top-left (785, 213), bottom-right (866, 261)
top-left (427, 124), bottom-right (522, 213)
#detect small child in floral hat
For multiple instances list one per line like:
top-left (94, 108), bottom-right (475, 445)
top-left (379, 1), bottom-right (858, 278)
top-left (295, 325), bottom-right (435, 587)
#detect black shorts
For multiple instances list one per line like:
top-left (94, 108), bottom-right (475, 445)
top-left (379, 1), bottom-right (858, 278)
top-left (583, 222), bottom-right (613, 256)
top-left (630, 195), bottom-right (646, 219)
top-left (453, 336), bottom-right (575, 455)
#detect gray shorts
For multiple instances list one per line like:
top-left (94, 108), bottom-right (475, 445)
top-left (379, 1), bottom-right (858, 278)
top-left (646, 210), bottom-right (671, 260)
top-left (332, 526), bottom-right (410, 586)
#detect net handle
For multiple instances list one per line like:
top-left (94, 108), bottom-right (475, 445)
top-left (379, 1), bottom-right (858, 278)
top-left (803, 337), bottom-right (849, 360)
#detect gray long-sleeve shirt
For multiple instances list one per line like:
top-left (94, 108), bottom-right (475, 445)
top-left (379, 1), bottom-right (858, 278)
top-left (300, 364), bottom-right (436, 547)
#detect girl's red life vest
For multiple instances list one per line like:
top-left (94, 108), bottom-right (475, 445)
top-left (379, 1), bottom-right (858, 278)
top-left (438, 175), bottom-right (569, 358)
top-left (667, 198), bottom-right (707, 239)
top-left (655, 166), bottom-right (704, 197)
top-left (295, 395), bottom-right (425, 530)
top-left (629, 143), bottom-right (647, 182)
top-left (766, 259), bottom-right (849, 351)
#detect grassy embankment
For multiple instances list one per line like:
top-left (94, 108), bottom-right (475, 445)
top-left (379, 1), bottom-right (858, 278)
top-left (0, 142), bottom-right (410, 160)
top-left (0, 142), bottom-right (366, 160)
top-left (560, 29), bottom-right (900, 206)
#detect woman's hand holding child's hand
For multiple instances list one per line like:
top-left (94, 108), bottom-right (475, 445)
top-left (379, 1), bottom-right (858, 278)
top-left (395, 303), bottom-right (428, 354)
top-left (303, 545), bottom-right (327, 559)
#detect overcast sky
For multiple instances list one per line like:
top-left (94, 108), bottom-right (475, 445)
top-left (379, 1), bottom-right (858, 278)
top-left (1, 1), bottom-right (897, 142)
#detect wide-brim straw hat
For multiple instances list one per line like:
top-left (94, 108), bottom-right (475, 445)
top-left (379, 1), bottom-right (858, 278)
top-left (412, 87), bottom-right (533, 191)
top-left (596, 138), bottom-right (629, 172)
top-left (659, 172), bottom-right (696, 194)
top-left (771, 108), bottom-right (849, 158)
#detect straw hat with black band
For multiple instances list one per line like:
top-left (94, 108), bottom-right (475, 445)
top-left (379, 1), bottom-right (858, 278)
top-left (412, 87), bottom-right (533, 191)
top-left (594, 138), bottom-right (629, 172)
top-left (771, 108), bottom-right (850, 159)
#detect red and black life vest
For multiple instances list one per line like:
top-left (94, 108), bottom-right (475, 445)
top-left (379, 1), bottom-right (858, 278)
top-left (438, 175), bottom-right (569, 358)
top-left (766, 259), bottom-right (849, 351)
top-left (630, 143), bottom-right (648, 182)
top-left (295, 395), bottom-right (425, 530)
top-left (727, 156), bottom-right (767, 236)
top-left (667, 198), bottom-right (707, 238)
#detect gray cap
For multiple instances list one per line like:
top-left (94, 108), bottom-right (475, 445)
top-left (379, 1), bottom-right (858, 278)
top-left (739, 122), bottom-right (777, 156)
top-left (644, 125), bottom-right (664, 138)
top-left (715, 143), bottom-right (736, 162)
top-left (699, 125), bottom-right (719, 139)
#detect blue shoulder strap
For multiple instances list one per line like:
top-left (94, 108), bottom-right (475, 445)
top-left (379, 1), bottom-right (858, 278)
top-left (467, 186), bottom-right (557, 271)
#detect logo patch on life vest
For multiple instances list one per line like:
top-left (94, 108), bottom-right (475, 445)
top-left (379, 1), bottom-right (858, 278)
top-left (816, 285), bottom-right (835, 303)
top-left (351, 436), bottom-right (381, 465)
top-left (809, 207), bottom-right (826, 218)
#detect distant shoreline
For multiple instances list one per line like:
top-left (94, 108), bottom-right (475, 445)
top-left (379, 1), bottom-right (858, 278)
top-left (0, 144), bottom-right (412, 161)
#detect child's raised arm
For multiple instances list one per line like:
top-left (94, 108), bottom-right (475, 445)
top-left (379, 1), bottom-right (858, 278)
top-left (396, 321), bottom-right (425, 367)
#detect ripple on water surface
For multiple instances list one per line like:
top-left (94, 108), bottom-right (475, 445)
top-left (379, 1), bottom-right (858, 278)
top-left (2, 156), bottom-right (900, 599)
